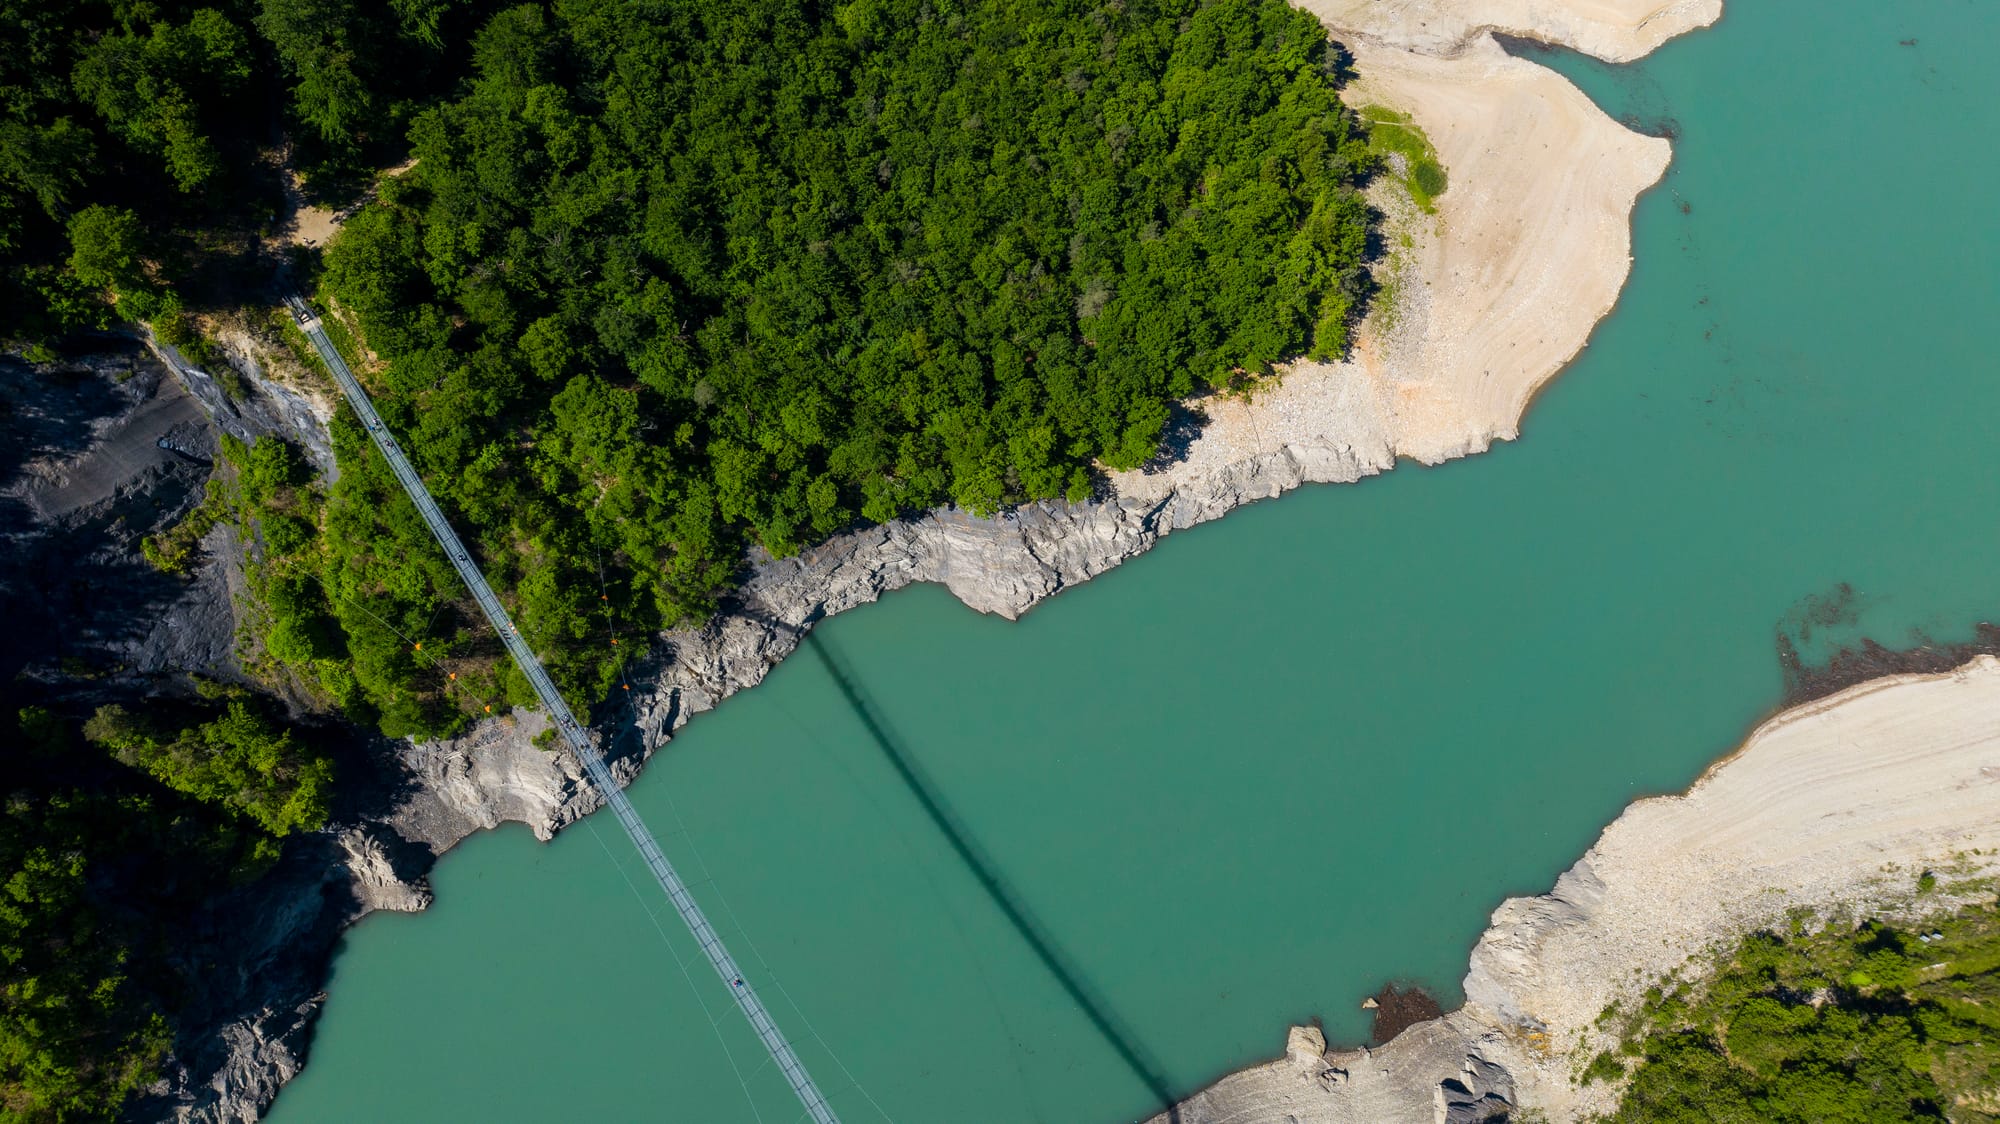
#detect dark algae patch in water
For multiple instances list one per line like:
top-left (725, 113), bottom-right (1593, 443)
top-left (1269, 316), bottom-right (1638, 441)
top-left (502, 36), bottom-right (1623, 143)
top-left (1777, 583), bottom-right (2000, 707)
top-left (1365, 984), bottom-right (1445, 1045)
top-left (1778, 623), bottom-right (2000, 709)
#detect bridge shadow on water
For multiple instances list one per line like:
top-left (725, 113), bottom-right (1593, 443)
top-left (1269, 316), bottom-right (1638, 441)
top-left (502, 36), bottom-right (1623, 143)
top-left (804, 632), bottom-right (1182, 1124)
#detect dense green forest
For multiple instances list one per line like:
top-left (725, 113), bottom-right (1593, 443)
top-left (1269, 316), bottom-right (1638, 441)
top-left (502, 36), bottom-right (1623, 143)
top-left (0, 0), bottom-right (507, 352)
top-left (205, 417), bottom-right (544, 737)
top-left (295, 0), bottom-right (1378, 734)
top-left (0, 694), bottom-right (332, 1123)
top-left (1594, 896), bottom-right (2000, 1123)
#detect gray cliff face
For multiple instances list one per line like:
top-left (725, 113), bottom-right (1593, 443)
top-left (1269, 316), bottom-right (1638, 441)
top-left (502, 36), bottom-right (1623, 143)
top-left (179, 328), bottom-right (337, 478)
top-left (1460, 859), bottom-right (1606, 1029)
top-left (623, 435), bottom-right (1388, 750)
top-left (116, 331), bottom-right (1393, 1121)
top-left (133, 814), bottom-right (451, 1123)
top-left (0, 344), bottom-right (231, 685)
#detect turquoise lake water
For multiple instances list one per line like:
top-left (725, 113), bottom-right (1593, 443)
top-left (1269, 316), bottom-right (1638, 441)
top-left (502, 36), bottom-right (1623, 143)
top-left (266, 4), bottom-right (2000, 1121)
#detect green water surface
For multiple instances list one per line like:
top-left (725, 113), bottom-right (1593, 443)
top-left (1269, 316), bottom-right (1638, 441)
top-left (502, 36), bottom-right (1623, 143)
top-left (267, 4), bottom-right (2000, 1121)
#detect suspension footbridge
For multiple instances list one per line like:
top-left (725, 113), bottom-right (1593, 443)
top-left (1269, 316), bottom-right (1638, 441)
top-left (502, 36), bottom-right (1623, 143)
top-left (286, 295), bottom-right (840, 1124)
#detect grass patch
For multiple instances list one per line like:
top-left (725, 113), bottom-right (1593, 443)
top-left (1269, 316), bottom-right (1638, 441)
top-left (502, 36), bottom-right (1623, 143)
top-left (141, 478), bottom-right (230, 576)
top-left (152, 307), bottom-right (217, 369)
top-left (1583, 1049), bottom-right (1626, 1085)
top-left (1371, 269), bottom-right (1403, 334)
top-left (308, 295), bottom-right (371, 377)
top-left (1360, 105), bottom-right (1448, 213)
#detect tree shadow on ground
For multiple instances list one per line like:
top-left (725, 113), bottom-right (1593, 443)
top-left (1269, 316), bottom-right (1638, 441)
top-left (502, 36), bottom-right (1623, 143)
top-left (1139, 401), bottom-right (1209, 476)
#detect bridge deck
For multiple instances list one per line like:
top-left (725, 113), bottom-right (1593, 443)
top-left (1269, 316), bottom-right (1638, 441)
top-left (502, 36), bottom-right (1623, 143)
top-left (288, 296), bottom-right (839, 1124)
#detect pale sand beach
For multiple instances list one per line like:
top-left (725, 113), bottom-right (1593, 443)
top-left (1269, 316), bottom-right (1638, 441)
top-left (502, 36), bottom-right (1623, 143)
top-left (1115, 0), bottom-right (1713, 501)
top-left (1469, 656), bottom-right (2000, 1120)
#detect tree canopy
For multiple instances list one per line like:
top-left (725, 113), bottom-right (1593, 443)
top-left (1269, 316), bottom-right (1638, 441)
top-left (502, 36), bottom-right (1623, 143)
top-left (0, 0), bottom-right (505, 353)
top-left (1598, 900), bottom-right (2000, 1124)
top-left (84, 701), bottom-right (333, 839)
top-left (298, 0), bottom-right (1377, 732)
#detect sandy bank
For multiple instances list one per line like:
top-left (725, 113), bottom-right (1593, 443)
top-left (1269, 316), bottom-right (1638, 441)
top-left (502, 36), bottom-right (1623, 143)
top-left (1151, 657), bottom-right (2000, 1123)
top-left (1134, 25), bottom-right (1675, 478)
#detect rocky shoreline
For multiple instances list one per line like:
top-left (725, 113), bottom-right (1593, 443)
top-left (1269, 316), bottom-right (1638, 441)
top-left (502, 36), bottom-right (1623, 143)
top-left (79, 0), bottom-right (1729, 1119)
top-left (1147, 657), bottom-right (2000, 1124)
